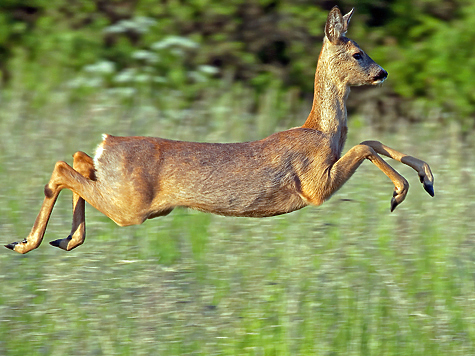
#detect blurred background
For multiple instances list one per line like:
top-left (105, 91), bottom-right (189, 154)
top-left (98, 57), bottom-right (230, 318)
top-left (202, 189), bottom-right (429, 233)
top-left (0, 0), bottom-right (474, 355)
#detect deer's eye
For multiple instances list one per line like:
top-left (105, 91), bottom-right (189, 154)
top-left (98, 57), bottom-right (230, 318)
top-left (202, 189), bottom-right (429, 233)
top-left (352, 52), bottom-right (363, 60)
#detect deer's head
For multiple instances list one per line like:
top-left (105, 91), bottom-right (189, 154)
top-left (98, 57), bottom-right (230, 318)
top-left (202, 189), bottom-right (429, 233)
top-left (321, 7), bottom-right (388, 87)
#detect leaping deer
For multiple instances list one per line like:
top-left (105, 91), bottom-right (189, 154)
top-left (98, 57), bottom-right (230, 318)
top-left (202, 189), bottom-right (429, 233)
top-left (6, 7), bottom-right (434, 254)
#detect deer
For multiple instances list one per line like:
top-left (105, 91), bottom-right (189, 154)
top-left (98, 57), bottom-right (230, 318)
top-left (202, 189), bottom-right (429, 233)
top-left (5, 6), bottom-right (434, 254)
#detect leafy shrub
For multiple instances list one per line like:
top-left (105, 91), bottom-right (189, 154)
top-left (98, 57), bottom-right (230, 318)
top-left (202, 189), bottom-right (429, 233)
top-left (2, 0), bottom-right (475, 129)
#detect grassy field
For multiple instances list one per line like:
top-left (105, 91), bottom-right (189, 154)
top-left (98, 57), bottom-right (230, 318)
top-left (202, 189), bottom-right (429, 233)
top-left (0, 85), bottom-right (474, 355)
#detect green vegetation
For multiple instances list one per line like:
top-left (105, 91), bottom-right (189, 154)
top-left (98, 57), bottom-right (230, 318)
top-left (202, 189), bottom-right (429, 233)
top-left (1, 1), bottom-right (475, 355)
top-left (1, 0), bottom-right (475, 128)
top-left (0, 81), bottom-right (474, 354)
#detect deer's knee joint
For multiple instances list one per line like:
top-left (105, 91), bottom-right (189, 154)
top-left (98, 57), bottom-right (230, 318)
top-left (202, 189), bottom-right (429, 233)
top-left (44, 161), bottom-right (70, 197)
top-left (54, 160), bottom-right (69, 174)
top-left (73, 152), bottom-right (96, 180)
top-left (44, 184), bottom-right (54, 198)
top-left (73, 151), bottom-right (85, 159)
top-left (73, 151), bottom-right (93, 166)
top-left (360, 140), bottom-right (380, 146)
top-left (353, 144), bottom-right (375, 159)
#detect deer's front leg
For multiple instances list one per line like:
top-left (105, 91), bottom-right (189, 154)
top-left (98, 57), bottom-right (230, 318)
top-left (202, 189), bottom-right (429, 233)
top-left (325, 144), bottom-right (409, 211)
top-left (361, 140), bottom-right (434, 197)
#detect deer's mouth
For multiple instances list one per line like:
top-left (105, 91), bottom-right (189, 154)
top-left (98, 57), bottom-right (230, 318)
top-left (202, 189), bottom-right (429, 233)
top-left (372, 69), bottom-right (388, 84)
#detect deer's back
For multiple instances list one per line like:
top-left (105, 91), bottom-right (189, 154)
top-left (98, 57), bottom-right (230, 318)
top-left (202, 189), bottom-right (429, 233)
top-left (94, 129), bottom-right (335, 218)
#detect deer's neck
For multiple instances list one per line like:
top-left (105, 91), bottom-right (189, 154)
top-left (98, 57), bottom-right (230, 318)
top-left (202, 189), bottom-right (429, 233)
top-left (302, 54), bottom-right (350, 154)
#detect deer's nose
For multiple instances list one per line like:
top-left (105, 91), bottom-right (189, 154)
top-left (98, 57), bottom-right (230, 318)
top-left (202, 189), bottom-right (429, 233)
top-left (373, 68), bottom-right (388, 82)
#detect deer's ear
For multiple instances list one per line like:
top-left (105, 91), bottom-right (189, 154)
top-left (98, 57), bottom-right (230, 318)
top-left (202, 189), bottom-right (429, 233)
top-left (325, 6), bottom-right (352, 44)
top-left (342, 8), bottom-right (354, 34)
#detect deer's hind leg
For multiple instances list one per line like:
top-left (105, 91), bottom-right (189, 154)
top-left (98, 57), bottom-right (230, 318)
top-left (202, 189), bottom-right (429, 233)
top-left (50, 152), bottom-right (96, 251)
top-left (5, 156), bottom-right (98, 254)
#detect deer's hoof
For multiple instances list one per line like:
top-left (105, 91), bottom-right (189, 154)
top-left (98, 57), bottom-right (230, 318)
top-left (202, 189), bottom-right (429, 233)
top-left (5, 238), bottom-right (28, 251)
top-left (423, 181), bottom-right (434, 197)
top-left (49, 236), bottom-right (79, 251)
top-left (418, 167), bottom-right (434, 197)
top-left (5, 242), bottom-right (18, 250)
top-left (49, 239), bottom-right (61, 248)
top-left (390, 186), bottom-right (407, 212)
top-left (390, 197), bottom-right (399, 212)
top-left (49, 238), bottom-right (70, 251)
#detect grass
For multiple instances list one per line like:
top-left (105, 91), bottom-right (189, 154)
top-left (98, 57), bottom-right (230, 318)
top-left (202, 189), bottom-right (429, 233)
top-left (0, 83), bottom-right (474, 355)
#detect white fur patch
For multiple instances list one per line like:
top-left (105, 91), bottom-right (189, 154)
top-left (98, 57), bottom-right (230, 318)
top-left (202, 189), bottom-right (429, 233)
top-left (94, 134), bottom-right (108, 166)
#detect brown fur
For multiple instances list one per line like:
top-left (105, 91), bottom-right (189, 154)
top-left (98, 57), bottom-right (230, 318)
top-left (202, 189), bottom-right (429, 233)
top-left (6, 7), bottom-right (434, 254)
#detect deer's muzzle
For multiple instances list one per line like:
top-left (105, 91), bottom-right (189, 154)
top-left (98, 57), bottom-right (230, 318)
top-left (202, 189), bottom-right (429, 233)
top-left (372, 68), bottom-right (388, 84)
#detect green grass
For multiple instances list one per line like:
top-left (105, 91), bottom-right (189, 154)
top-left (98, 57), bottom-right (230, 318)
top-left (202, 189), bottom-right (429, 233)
top-left (1, 85), bottom-right (474, 355)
